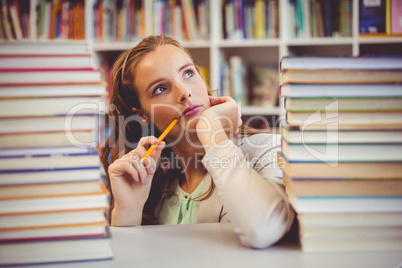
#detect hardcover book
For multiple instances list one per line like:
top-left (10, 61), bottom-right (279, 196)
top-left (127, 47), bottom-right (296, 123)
top-left (359, 0), bottom-right (386, 33)
top-left (0, 68), bottom-right (102, 85)
top-left (277, 151), bottom-right (402, 179)
top-left (283, 172), bottom-right (402, 197)
top-left (280, 83), bottom-right (402, 98)
top-left (0, 54), bottom-right (95, 70)
top-left (0, 227), bottom-right (112, 265)
top-left (281, 139), bottom-right (402, 162)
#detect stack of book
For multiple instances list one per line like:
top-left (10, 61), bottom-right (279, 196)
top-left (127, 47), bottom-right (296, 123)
top-left (0, 42), bottom-right (113, 265)
top-left (279, 56), bottom-right (402, 252)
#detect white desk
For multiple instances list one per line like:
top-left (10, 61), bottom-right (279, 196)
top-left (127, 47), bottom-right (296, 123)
top-left (25, 223), bottom-right (402, 268)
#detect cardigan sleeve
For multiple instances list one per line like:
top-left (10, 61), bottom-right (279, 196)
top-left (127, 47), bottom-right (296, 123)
top-left (201, 133), bottom-right (295, 248)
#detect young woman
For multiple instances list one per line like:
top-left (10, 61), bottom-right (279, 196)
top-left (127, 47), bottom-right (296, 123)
top-left (101, 35), bottom-right (294, 248)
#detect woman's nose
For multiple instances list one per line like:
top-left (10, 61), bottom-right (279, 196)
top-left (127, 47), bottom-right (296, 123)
top-left (175, 84), bottom-right (191, 102)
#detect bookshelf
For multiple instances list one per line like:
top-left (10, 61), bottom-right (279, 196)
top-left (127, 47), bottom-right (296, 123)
top-left (1, 0), bottom-right (402, 121)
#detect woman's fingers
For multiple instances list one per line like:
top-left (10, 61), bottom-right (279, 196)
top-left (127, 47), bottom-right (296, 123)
top-left (208, 95), bottom-right (234, 106)
top-left (110, 158), bottom-right (140, 183)
top-left (136, 136), bottom-right (159, 154)
top-left (142, 141), bottom-right (166, 175)
top-left (124, 138), bottom-right (166, 185)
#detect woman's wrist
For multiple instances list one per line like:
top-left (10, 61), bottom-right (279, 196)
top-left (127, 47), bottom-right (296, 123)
top-left (197, 119), bottom-right (229, 153)
top-left (111, 204), bottom-right (143, 226)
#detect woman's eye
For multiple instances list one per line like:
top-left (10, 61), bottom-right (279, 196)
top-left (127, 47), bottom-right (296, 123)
top-left (184, 69), bottom-right (195, 79)
top-left (153, 86), bottom-right (166, 95)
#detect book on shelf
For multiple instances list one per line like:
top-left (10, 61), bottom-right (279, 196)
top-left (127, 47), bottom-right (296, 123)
top-left (254, 0), bottom-right (266, 39)
top-left (223, 0), bottom-right (278, 40)
top-left (1, 0), bottom-right (14, 40)
top-left (8, 0), bottom-right (24, 40)
top-left (391, 0), bottom-right (402, 34)
top-left (277, 151), bottom-right (402, 179)
top-left (283, 172), bottom-right (402, 197)
top-left (284, 97), bottom-right (402, 112)
top-left (281, 139), bottom-right (402, 162)
top-left (0, 227), bottom-right (113, 265)
top-left (152, 0), bottom-right (208, 41)
top-left (287, 0), bottom-right (351, 38)
top-left (94, 0), bottom-right (145, 42)
top-left (359, 0), bottom-right (386, 34)
top-left (180, 0), bottom-right (198, 40)
top-left (0, 54), bottom-right (96, 70)
top-left (36, 0), bottom-right (85, 40)
top-left (280, 83), bottom-right (402, 98)
top-left (246, 64), bottom-right (279, 107)
top-left (298, 212), bottom-right (402, 227)
top-left (0, 0), bottom-right (30, 41)
top-left (0, 68), bottom-right (103, 85)
top-left (229, 55), bottom-right (246, 103)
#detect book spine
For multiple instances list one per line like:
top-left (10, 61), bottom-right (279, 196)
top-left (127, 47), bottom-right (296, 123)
top-left (391, 0), bottom-right (402, 34)
top-left (9, 0), bottom-right (23, 40)
top-left (254, 0), bottom-right (265, 38)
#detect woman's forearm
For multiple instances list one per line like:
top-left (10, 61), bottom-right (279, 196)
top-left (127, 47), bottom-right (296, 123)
top-left (202, 137), bottom-right (294, 248)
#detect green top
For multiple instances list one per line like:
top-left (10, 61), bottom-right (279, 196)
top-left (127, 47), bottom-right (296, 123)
top-left (157, 175), bottom-right (206, 224)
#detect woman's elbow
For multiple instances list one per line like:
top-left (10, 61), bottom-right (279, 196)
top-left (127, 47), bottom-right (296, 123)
top-left (241, 203), bottom-right (295, 249)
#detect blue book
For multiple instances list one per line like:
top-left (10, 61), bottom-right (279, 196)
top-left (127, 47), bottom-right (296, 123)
top-left (359, 0), bottom-right (386, 33)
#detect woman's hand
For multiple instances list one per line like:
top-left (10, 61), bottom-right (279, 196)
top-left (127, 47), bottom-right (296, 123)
top-left (196, 96), bottom-right (242, 152)
top-left (107, 136), bottom-right (165, 226)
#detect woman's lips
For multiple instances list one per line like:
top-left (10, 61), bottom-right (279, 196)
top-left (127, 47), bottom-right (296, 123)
top-left (182, 105), bottom-right (201, 117)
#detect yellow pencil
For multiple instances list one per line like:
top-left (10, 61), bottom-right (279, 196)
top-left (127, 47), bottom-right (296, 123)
top-left (141, 118), bottom-right (178, 160)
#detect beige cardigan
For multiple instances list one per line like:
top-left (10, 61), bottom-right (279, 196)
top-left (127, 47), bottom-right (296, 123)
top-left (198, 133), bottom-right (294, 248)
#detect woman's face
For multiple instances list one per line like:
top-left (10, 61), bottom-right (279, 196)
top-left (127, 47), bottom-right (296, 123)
top-left (134, 44), bottom-right (211, 142)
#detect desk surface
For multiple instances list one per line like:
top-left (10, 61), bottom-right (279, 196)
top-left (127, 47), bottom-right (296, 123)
top-left (27, 223), bottom-right (401, 268)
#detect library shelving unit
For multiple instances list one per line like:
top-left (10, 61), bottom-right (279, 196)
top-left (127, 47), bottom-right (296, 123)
top-left (2, 0), bottom-right (402, 128)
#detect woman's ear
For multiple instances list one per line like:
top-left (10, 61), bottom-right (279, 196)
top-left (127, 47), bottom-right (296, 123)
top-left (131, 107), bottom-right (151, 125)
